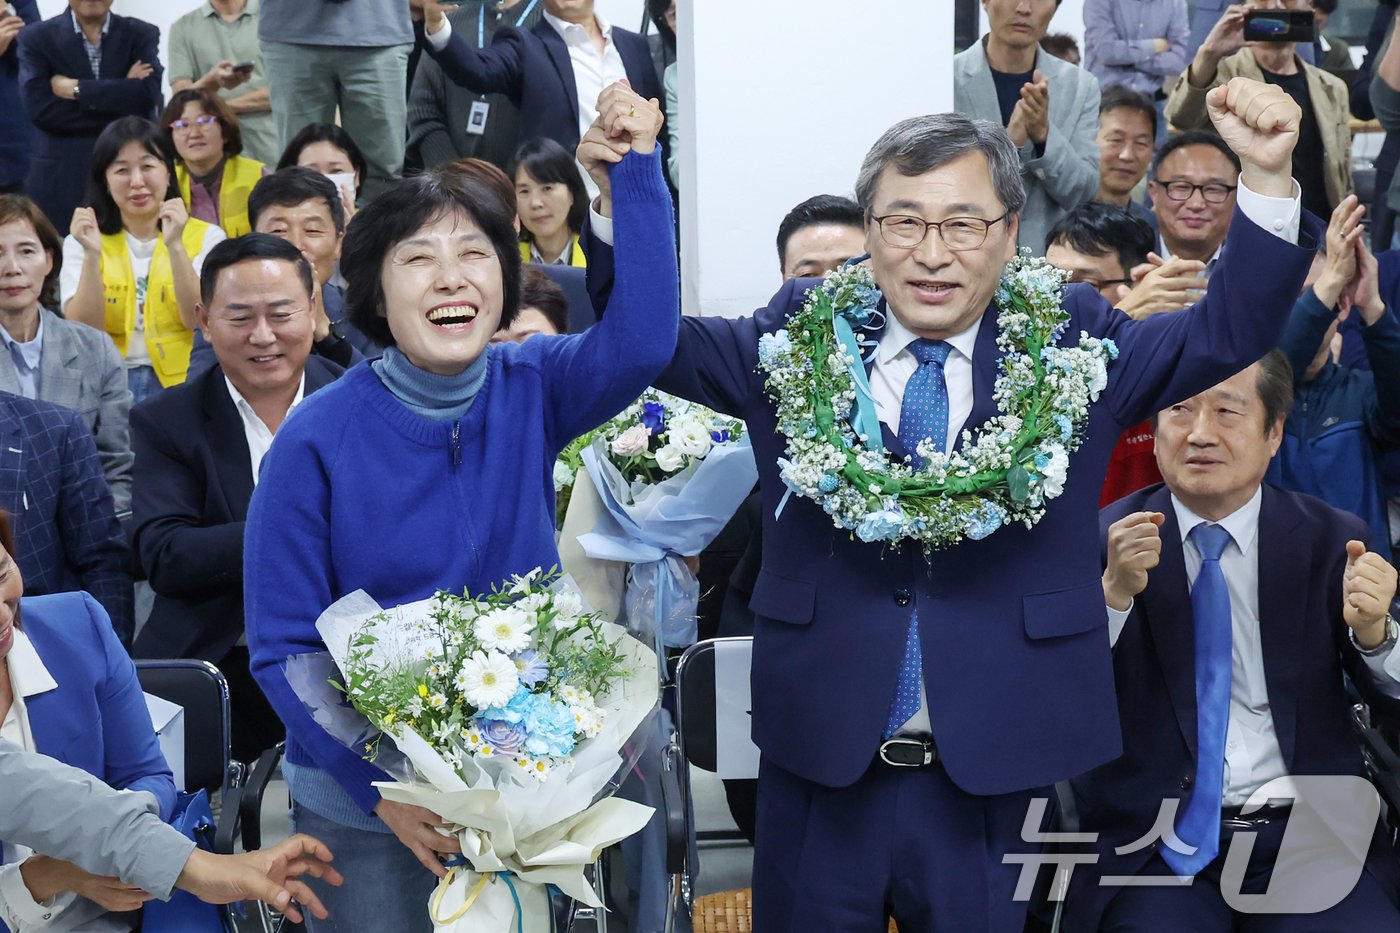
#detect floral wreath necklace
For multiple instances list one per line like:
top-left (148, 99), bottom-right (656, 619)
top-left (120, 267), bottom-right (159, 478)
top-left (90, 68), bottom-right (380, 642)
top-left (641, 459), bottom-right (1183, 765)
top-left (756, 254), bottom-right (1118, 549)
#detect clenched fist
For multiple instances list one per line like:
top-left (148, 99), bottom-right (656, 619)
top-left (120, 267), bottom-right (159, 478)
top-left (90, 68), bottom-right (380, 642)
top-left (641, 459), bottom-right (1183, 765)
top-left (1102, 512), bottom-right (1166, 611)
top-left (1342, 540), bottom-right (1397, 649)
top-left (1205, 78), bottom-right (1301, 198)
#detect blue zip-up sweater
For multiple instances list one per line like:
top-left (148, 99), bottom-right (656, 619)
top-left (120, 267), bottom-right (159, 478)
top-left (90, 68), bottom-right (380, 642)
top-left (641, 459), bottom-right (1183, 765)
top-left (244, 149), bottom-right (678, 820)
top-left (1270, 285), bottom-right (1400, 559)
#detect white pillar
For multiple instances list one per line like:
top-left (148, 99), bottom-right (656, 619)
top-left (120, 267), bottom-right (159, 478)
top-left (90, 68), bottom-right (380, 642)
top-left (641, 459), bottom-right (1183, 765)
top-left (679, 0), bottom-right (954, 318)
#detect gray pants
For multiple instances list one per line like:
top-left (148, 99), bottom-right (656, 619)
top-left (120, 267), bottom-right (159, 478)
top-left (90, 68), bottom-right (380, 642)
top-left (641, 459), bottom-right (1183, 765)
top-left (261, 40), bottom-right (411, 202)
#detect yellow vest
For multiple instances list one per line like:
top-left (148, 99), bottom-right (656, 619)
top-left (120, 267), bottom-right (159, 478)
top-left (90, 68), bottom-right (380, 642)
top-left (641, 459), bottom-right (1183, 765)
top-left (100, 220), bottom-right (210, 388)
top-left (519, 235), bottom-right (586, 269)
top-left (176, 155), bottom-right (264, 238)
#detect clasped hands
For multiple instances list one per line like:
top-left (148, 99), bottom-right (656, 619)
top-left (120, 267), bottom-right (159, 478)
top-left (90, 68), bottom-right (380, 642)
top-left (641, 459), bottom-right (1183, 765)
top-left (576, 80), bottom-right (664, 217)
top-left (1103, 512), bottom-right (1398, 649)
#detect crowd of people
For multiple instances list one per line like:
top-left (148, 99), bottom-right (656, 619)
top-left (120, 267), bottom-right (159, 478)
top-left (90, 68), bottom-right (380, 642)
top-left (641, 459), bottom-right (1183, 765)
top-left (0, 0), bottom-right (1398, 931)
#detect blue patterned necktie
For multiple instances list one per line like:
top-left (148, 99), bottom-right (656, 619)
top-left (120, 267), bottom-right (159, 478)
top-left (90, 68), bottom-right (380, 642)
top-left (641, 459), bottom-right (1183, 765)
top-left (884, 339), bottom-right (952, 738)
top-left (1162, 522), bottom-right (1234, 876)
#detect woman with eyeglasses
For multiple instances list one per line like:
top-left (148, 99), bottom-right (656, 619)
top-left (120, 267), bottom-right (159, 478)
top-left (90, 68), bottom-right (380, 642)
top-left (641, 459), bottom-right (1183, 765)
top-left (61, 117), bottom-right (227, 403)
top-left (160, 88), bottom-right (268, 239)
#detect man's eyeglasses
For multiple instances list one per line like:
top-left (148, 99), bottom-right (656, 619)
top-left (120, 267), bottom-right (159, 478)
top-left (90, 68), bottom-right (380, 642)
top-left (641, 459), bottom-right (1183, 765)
top-left (170, 115), bottom-right (219, 131)
top-left (1067, 273), bottom-right (1132, 292)
top-left (1155, 180), bottom-right (1237, 204)
top-left (871, 214), bottom-right (1007, 251)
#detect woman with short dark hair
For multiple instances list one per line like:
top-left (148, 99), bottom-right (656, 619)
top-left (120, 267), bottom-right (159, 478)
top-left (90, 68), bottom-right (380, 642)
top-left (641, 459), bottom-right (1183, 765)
top-left (509, 137), bottom-right (589, 267)
top-left (160, 87), bottom-right (268, 238)
top-left (59, 118), bottom-right (226, 402)
top-left (244, 95), bottom-right (677, 931)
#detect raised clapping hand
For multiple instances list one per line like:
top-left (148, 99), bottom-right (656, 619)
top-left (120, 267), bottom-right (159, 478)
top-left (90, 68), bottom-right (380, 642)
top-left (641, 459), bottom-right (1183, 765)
top-left (158, 198), bottom-right (190, 249)
top-left (0, 15), bottom-right (24, 58)
top-left (176, 834), bottom-right (344, 924)
top-left (1117, 253), bottom-right (1208, 319)
top-left (1006, 71), bottom-right (1050, 149)
top-left (577, 80), bottom-right (665, 217)
top-left (1313, 195), bottom-right (1365, 311)
top-left (1342, 541), bottom-right (1398, 650)
top-left (1205, 78), bottom-right (1301, 198)
top-left (1102, 512), bottom-right (1166, 611)
top-left (69, 207), bottom-right (102, 255)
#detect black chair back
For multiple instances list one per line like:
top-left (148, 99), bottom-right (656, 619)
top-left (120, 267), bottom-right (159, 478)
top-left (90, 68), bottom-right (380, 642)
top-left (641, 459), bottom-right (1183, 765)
top-left (673, 637), bottom-right (756, 776)
top-left (135, 659), bottom-right (231, 795)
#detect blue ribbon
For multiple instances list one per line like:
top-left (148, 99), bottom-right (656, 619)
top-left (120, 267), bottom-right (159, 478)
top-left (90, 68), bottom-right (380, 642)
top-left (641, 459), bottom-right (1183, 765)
top-left (832, 313), bottom-right (884, 453)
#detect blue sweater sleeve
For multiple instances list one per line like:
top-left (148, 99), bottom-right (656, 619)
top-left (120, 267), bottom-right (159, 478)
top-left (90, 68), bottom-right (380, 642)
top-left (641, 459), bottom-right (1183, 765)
top-left (244, 412), bottom-right (392, 816)
top-left (529, 149), bottom-right (679, 451)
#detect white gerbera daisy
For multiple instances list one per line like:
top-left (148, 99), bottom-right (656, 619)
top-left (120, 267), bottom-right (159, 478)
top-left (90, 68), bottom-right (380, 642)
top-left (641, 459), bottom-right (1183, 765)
top-left (474, 606), bottom-right (535, 654)
top-left (458, 650), bottom-right (519, 708)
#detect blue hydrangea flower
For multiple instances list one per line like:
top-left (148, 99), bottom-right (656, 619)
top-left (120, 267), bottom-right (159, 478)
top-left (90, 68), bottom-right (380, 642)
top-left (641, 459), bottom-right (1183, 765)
top-left (818, 473), bottom-right (840, 493)
top-left (475, 687), bottom-right (577, 758)
top-left (1053, 414), bottom-right (1073, 442)
top-left (965, 502), bottom-right (1006, 541)
top-left (856, 509), bottom-right (905, 543)
top-left (641, 401), bottom-right (667, 434)
top-left (757, 330), bottom-right (793, 365)
top-left (711, 429), bottom-right (730, 444)
top-left (1034, 451), bottom-right (1050, 470)
top-left (1100, 338), bottom-right (1119, 360)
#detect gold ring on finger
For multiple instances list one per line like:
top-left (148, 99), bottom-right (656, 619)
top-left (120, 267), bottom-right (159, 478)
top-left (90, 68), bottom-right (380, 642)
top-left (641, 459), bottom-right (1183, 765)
top-left (629, 106), bottom-right (636, 117)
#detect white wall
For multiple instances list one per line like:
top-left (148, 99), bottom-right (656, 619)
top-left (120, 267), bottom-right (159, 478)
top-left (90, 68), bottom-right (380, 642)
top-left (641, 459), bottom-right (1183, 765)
top-left (681, 0), bottom-right (953, 317)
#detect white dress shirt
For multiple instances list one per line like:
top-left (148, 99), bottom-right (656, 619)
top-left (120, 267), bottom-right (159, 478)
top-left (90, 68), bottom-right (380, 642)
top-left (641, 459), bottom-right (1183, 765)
top-left (1106, 490), bottom-right (1400, 807)
top-left (224, 374), bottom-right (305, 487)
top-left (543, 11), bottom-right (627, 201)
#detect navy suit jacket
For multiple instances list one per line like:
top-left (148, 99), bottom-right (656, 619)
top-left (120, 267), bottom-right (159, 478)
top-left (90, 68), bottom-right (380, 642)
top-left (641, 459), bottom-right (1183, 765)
top-left (1068, 483), bottom-right (1400, 929)
top-left (16, 10), bottom-right (161, 233)
top-left (433, 18), bottom-right (665, 161)
top-left (0, 1), bottom-right (41, 187)
top-left (585, 206), bottom-right (1321, 794)
top-left (0, 392), bottom-right (131, 644)
top-left (131, 359), bottom-right (342, 664)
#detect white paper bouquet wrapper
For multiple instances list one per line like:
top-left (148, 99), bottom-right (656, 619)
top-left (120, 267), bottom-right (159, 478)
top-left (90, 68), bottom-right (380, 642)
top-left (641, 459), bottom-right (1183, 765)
top-left (310, 589), bottom-right (661, 932)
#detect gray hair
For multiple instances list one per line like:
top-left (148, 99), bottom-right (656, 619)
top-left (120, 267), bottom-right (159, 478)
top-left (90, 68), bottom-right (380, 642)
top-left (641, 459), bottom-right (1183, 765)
top-left (854, 114), bottom-right (1026, 219)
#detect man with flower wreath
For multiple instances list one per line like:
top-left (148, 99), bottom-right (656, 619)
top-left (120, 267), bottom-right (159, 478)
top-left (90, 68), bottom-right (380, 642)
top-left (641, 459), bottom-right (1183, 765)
top-left (579, 77), bottom-right (1319, 932)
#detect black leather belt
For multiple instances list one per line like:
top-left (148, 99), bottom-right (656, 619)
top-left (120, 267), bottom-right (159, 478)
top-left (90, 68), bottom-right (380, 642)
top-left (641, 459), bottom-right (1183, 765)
top-left (1221, 803), bottom-right (1292, 829)
top-left (877, 736), bottom-right (939, 768)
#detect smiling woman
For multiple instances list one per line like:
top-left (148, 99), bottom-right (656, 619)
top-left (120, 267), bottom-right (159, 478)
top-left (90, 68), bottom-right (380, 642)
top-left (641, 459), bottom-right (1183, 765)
top-left (242, 89), bottom-right (678, 931)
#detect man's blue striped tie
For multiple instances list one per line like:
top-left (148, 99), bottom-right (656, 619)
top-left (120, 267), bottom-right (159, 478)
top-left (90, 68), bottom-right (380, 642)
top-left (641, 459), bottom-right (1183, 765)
top-left (885, 339), bottom-right (951, 738)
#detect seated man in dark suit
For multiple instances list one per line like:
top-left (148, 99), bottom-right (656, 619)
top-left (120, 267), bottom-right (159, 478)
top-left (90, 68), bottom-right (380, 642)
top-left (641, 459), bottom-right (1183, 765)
top-left (131, 234), bottom-right (343, 764)
top-left (16, 0), bottom-right (161, 234)
top-left (0, 389), bottom-right (130, 643)
top-left (1073, 351), bottom-right (1400, 930)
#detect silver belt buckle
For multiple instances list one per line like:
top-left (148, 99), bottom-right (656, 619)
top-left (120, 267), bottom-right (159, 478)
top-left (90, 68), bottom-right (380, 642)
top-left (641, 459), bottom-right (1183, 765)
top-left (878, 737), bottom-right (934, 768)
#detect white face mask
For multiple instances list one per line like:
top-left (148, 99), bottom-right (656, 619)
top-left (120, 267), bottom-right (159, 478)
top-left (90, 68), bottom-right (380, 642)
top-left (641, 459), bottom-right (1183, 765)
top-left (325, 172), bottom-right (357, 203)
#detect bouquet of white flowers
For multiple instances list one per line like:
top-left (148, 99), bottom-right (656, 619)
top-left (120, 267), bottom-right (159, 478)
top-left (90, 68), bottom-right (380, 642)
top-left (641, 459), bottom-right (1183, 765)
top-left (304, 569), bottom-right (658, 932)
